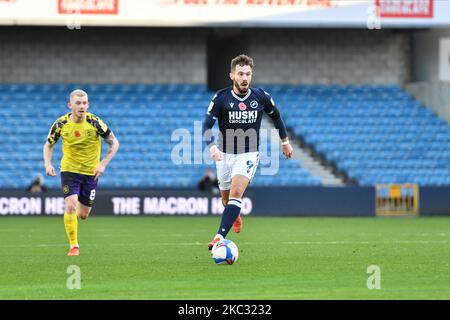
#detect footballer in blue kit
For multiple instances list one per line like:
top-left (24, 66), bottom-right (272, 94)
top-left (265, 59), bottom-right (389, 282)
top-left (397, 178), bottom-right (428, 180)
top-left (202, 54), bottom-right (293, 250)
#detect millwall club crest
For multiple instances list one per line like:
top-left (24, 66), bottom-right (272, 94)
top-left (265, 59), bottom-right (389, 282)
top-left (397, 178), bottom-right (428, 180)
top-left (239, 102), bottom-right (247, 111)
top-left (246, 160), bottom-right (254, 173)
top-left (250, 100), bottom-right (258, 109)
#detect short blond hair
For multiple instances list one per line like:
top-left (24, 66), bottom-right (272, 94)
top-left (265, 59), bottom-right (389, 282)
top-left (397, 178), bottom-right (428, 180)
top-left (70, 89), bottom-right (88, 100)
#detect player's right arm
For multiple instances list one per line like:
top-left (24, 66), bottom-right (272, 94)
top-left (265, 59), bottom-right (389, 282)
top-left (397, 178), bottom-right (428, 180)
top-left (43, 118), bottom-right (63, 177)
top-left (202, 92), bottom-right (222, 161)
top-left (43, 142), bottom-right (56, 176)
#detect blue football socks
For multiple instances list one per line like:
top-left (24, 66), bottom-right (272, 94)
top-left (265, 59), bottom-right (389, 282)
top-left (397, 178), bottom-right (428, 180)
top-left (217, 198), bottom-right (242, 238)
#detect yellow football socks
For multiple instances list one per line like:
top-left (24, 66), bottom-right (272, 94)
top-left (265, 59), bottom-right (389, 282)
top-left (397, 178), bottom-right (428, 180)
top-left (64, 212), bottom-right (78, 248)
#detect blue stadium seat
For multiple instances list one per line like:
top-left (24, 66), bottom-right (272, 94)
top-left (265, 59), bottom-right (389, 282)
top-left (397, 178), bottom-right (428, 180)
top-left (279, 85), bottom-right (450, 186)
top-left (1, 83), bottom-right (449, 188)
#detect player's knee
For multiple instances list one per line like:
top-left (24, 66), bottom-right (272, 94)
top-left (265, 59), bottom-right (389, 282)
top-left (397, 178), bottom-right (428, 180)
top-left (78, 209), bottom-right (91, 220)
top-left (230, 187), bottom-right (245, 198)
top-left (78, 212), bottom-right (89, 220)
top-left (65, 202), bottom-right (77, 213)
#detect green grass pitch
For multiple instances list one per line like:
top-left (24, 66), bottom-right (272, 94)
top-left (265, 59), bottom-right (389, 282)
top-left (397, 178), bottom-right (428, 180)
top-left (0, 216), bottom-right (449, 300)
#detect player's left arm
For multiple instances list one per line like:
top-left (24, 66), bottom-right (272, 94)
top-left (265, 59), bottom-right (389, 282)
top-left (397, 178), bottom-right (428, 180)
top-left (91, 115), bottom-right (120, 180)
top-left (263, 91), bottom-right (293, 159)
top-left (94, 131), bottom-right (119, 180)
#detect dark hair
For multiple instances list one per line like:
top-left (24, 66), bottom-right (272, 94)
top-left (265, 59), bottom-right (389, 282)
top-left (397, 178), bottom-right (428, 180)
top-left (231, 54), bottom-right (254, 71)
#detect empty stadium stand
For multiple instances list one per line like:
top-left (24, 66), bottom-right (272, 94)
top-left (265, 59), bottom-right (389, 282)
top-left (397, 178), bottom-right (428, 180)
top-left (0, 84), bottom-right (448, 189)
top-left (275, 84), bottom-right (450, 186)
top-left (0, 83), bottom-right (320, 189)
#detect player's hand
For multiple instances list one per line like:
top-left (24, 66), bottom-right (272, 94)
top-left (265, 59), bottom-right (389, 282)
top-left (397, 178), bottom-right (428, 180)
top-left (210, 145), bottom-right (222, 161)
top-left (94, 163), bottom-right (106, 181)
top-left (282, 143), bottom-right (293, 159)
top-left (45, 165), bottom-right (56, 177)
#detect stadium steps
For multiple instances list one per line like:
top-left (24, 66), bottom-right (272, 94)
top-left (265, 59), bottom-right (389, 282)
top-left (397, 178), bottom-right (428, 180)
top-left (261, 116), bottom-right (344, 186)
top-left (290, 145), bottom-right (345, 186)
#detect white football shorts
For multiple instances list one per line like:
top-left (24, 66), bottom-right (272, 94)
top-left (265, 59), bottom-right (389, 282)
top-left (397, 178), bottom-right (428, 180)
top-left (215, 152), bottom-right (259, 191)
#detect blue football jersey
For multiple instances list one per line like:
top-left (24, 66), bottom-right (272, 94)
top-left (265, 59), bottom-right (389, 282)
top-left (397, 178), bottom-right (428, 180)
top-left (206, 86), bottom-right (278, 154)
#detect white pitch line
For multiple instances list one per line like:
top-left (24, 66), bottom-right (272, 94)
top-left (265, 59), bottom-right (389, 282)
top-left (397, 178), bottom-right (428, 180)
top-left (0, 242), bottom-right (204, 248)
top-left (0, 240), bottom-right (448, 249)
top-left (283, 240), bottom-right (449, 245)
top-left (0, 244), bottom-right (68, 248)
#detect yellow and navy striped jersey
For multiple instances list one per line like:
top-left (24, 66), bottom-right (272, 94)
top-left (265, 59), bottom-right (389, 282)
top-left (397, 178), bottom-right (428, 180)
top-left (47, 112), bottom-right (111, 176)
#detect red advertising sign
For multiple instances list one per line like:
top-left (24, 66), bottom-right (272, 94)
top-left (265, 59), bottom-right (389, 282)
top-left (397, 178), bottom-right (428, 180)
top-left (58, 0), bottom-right (119, 15)
top-left (376, 0), bottom-right (433, 18)
top-left (170, 0), bottom-right (338, 7)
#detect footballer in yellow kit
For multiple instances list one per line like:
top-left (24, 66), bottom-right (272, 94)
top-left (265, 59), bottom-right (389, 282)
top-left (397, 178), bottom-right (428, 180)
top-left (43, 89), bottom-right (119, 256)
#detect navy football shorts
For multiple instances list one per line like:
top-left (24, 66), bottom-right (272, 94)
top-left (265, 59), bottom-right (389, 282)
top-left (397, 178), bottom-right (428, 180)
top-left (61, 171), bottom-right (98, 207)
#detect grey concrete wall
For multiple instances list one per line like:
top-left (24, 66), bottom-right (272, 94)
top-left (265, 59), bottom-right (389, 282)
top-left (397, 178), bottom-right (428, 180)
top-left (0, 27), bottom-right (207, 84)
top-left (0, 27), bottom-right (411, 85)
top-left (406, 29), bottom-right (450, 124)
top-left (249, 29), bottom-right (411, 85)
top-left (412, 29), bottom-right (450, 83)
top-left (406, 81), bottom-right (450, 124)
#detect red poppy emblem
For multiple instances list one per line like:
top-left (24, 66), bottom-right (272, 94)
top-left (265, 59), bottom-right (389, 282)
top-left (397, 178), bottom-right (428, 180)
top-left (74, 131), bottom-right (81, 138)
top-left (239, 103), bottom-right (247, 111)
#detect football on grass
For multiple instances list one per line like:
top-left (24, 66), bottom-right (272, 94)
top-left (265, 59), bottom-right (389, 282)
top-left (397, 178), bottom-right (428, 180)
top-left (211, 239), bottom-right (239, 265)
